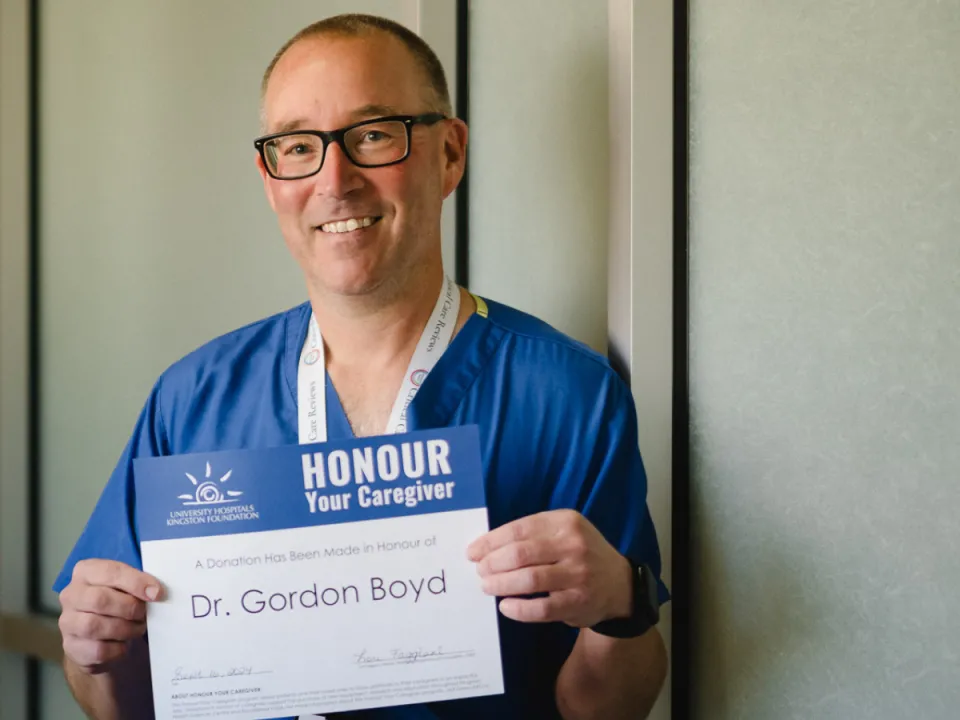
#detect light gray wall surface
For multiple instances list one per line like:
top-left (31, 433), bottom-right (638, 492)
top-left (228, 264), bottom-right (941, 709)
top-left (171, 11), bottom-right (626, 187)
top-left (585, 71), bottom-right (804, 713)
top-left (469, 0), bottom-right (610, 352)
top-left (690, 3), bottom-right (960, 718)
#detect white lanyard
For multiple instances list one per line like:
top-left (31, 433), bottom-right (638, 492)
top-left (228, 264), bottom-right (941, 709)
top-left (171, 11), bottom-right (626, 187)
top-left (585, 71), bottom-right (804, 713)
top-left (297, 275), bottom-right (460, 444)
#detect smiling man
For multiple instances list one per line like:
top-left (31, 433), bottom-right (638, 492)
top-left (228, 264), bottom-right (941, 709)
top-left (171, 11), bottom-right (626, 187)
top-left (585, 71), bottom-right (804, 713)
top-left (53, 14), bottom-right (668, 720)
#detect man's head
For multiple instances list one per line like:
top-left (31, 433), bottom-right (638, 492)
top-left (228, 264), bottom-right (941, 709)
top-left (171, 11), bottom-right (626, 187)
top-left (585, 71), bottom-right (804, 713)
top-left (255, 15), bottom-right (467, 301)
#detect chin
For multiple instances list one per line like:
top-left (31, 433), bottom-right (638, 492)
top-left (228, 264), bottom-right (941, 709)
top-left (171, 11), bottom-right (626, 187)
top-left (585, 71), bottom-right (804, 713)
top-left (315, 266), bottom-right (388, 297)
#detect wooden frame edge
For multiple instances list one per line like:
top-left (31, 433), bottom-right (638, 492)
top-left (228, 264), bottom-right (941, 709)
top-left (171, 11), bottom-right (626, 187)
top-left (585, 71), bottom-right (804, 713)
top-left (0, 612), bottom-right (63, 665)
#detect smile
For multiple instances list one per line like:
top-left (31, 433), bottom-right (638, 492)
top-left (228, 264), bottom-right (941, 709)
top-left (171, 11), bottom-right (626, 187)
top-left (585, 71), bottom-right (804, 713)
top-left (319, 216), bottom-right (380, 234)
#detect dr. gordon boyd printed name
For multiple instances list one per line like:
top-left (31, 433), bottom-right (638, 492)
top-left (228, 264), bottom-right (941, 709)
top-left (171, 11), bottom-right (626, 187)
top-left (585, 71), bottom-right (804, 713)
top-left (168, 505), bottom-right (259, 527)
top-left (301, 439), bottom-right (457, 514)
top-left (190, 570), bottom-right (448, 619)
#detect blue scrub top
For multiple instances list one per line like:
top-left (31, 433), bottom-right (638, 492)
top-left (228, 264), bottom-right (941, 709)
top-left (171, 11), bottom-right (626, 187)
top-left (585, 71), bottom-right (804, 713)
top-left (54, 297), bottom-right (669, 720)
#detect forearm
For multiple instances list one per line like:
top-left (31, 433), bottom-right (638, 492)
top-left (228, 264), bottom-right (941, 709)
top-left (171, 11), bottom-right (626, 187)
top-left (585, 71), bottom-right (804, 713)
top-left (63, 639), bottom-right (154, 720)
top-left (555, 626), bottom-right (667, 720)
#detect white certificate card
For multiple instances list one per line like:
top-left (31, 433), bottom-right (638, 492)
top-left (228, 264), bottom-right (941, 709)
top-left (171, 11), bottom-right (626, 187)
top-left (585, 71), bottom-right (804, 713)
top-left (134, 425), bottom-right (504, 719)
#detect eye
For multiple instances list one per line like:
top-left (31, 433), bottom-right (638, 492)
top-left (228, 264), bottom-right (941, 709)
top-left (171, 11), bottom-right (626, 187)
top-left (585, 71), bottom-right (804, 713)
top-left (272, 135), bottom-right (321, 157)
top-left (361, 130), bottom-right (387, 143)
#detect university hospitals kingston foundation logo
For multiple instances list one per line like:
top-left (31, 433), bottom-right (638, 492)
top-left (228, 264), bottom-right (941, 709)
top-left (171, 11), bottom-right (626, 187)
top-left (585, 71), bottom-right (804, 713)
top-left (177, 462), bottom-right (243, 506)
top-left (166, 462), bottom-right (259, 528)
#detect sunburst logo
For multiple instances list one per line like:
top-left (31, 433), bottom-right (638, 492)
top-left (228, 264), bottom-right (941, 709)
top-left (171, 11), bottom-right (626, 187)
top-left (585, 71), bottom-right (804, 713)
top-left (177, 462), bottom-right (243, 506)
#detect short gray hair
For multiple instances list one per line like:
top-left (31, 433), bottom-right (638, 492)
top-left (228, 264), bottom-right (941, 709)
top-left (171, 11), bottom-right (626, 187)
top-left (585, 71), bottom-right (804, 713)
top-left (260, 14), bottom-right (452, 128)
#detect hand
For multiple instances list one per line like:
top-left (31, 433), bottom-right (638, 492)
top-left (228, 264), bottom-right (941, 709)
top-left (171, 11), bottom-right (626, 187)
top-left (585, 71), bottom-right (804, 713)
top-left (58, 559), bottom-right (163, 674)
top-left (467, 510), bottom-right (633, 627)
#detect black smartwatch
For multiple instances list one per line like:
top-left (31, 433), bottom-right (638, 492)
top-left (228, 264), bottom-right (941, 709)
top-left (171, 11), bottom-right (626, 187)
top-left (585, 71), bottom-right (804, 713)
top-left (590, 560), bottom-right (660, 639)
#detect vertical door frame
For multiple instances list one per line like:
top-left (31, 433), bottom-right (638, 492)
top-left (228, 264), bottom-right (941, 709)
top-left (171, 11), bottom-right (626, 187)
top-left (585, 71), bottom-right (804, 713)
top-left (608, 2), bottom-right (689, 719)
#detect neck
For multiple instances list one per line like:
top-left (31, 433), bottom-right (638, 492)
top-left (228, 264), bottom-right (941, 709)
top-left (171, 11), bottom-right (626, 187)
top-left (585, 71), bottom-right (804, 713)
top-left (308, 265), bottom-right (446, 372)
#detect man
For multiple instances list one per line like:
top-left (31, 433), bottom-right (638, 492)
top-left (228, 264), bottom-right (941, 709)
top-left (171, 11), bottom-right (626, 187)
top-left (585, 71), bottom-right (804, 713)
top-left (54, 14), bottom-right (668, 720)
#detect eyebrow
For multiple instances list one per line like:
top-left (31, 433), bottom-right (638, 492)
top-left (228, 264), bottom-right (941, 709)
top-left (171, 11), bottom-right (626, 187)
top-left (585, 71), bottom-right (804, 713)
top-left (347, 104), bottom-right (402, 121)
top-left (270, 105), bottom-right (403, 135)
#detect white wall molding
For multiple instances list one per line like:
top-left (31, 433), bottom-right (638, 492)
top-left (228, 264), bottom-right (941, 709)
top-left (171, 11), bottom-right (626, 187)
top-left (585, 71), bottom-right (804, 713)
top-left (608, 2), bottom-right (674, 718)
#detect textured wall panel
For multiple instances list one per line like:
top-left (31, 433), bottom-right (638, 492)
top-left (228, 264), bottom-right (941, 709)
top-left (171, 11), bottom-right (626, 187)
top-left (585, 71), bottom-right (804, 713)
top-left (690, 2), bottom-right (960, 718)
top-left (469, 0), bottom-right (609, 352)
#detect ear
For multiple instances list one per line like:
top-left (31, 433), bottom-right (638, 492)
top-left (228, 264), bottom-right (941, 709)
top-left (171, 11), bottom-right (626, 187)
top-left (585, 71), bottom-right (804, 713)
top-left (255, 152), bottom-right (278, 213)
top-left (440, 118), bottom-right (469, 200)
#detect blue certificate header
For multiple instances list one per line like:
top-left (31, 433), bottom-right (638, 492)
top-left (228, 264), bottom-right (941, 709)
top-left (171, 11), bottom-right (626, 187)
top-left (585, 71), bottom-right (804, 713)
top-left (134, 425), bottom-right (486, 542)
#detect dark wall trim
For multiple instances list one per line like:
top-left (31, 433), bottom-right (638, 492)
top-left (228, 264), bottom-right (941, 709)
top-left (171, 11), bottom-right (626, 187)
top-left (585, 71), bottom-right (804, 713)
top-left (27, 0), bottom-right (43, 716)
top-left (27, 0), bottom-right (42, 616)
top-left (454, 0), bottom-right (470, 288)
top-left (672, 1), bottom-right (691, 718)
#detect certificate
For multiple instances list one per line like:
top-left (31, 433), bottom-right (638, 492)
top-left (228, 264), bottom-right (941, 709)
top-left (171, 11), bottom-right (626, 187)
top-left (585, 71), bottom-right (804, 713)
top-left (134, 425), bottom-right (504, 719)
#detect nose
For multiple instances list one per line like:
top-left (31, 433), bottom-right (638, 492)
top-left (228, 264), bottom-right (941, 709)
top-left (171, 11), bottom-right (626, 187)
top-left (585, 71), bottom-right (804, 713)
top-left (312, 141), bottom-right (365, 199)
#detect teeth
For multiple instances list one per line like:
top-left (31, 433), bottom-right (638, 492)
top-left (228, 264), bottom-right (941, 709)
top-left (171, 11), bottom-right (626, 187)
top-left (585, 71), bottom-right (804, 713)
top-left (320, 216), bottom-right (377, 233)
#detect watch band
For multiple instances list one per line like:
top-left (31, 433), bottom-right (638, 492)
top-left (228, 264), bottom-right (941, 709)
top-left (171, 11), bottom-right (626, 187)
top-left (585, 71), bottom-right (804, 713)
top-left (589, 560), bottom-right (659, 639)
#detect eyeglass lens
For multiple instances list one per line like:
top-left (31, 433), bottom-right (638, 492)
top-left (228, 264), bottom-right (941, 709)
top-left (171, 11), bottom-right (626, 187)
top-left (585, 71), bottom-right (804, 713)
top-left (263, 120), bottom-right (409, 178)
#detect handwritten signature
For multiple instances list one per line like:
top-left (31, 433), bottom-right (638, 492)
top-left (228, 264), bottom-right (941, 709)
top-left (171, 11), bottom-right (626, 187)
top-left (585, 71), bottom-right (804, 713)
top-left (171, 666), bottom-right (272, 684)
top-left (353, 646), bottom-right (474, 666)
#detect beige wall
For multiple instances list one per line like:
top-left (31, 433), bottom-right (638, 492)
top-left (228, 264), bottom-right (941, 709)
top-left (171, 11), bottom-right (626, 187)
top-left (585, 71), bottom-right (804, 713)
top-left (0, 0), bottom-right (31, 714)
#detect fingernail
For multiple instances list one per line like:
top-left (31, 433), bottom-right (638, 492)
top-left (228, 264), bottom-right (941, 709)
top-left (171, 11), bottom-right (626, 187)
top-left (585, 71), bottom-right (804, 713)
top-left (145, 585), bottom-right (160, 601)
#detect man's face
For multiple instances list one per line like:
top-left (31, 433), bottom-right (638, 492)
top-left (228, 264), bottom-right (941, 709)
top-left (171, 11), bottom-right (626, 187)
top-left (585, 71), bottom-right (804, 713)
top-left (257, 33), bottom-right (466, 298)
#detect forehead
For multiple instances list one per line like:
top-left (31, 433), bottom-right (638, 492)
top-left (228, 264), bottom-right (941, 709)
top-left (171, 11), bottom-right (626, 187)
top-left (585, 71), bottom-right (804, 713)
top-left (263, 33), bottom-right (428, 133)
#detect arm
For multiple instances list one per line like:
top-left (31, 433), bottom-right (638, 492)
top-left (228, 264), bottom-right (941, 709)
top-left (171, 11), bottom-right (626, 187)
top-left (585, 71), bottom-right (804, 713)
top-left (556, 626), bottom-right (666, 720)
top-left (556, 554), bottom-right (667, 719)
top-left (468, 511), bottom-right (668, 718)
top-left (64, 638), bottom-right (154, 720)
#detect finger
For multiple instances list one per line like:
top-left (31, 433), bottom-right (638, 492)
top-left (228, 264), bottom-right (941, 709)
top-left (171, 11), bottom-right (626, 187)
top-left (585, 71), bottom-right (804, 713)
top-left (476, 539), bottom-right (561, 576)
top-left (61, 585), bottom-right (147, 622)
top-left (480, 564), bottom-right (573, 597)
top-left (72, 559), bottom-right (163, 602)
top-left (62, 637), bottom-right (129, 672)
top-left (497, 590), bottom-right (580, 624)
top-left (467, 512), bottom-right (559, 561)
top-left (60, 611), bottom-right (147, 643)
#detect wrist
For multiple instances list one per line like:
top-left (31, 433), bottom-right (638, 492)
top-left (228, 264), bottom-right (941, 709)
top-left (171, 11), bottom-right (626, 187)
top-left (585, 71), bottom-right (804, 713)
top-left (590, 558), bottom-right (660, 639)
top-left (608, 554), bottom-right (635, 620)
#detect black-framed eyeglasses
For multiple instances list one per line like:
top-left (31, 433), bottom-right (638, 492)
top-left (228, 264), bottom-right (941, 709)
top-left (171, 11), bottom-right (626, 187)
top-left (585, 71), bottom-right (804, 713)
top-left (254, 112), bottom-right (446, 180)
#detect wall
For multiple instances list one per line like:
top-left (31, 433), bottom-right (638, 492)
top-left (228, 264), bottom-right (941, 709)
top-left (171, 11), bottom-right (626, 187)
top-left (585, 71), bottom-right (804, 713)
top-left (469, 0), bottom-right (611, 352)
top-left (0, 0), bottom-right (31, 715)
top-left (690, 3), bottom-right (960, 718)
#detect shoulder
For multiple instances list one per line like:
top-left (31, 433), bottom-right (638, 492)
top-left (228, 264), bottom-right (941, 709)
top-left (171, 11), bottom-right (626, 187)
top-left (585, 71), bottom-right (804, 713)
top-left (480, 297), bottom-right (627, 397)
top-left (151, 302), bottom-right (309, 435)
top-left (158, 302), bottom-right (308, 388)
